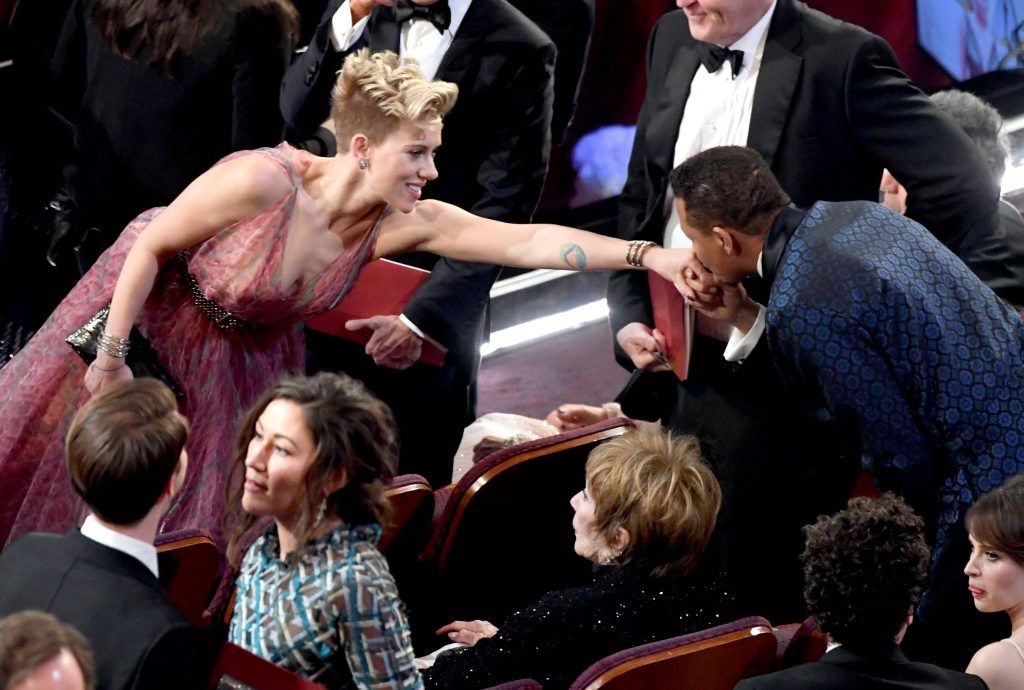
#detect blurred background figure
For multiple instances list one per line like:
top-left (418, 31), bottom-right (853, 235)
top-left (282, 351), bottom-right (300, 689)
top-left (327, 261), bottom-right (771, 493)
top-left (964, 474), bottom-right (1024, 690)
top-left (0, 0), bottom-right (297, 342)
top-left (880, 88), bottom-right (1024, 311)
top-left (737, 495), bottom-right (986, 689)
top-left (0, 611), bottom-right (94, 690)
top-left (506, 0), bottom-right (596, 145)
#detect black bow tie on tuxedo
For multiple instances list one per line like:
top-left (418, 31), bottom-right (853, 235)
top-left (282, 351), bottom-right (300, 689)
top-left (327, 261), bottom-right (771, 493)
top-left (696, 42), bottom-right (744, 78)
top-left (394, 0), bottom-right (452, 34)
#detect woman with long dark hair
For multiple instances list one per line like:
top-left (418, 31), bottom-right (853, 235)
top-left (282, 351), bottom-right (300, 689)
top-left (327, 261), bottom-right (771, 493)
top-left (225, 372), bottom-right (419, 687)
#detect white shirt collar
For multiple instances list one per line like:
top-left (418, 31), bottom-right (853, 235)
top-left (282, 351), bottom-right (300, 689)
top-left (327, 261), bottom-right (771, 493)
top-left (400, 0), bottom-right (473, 44)
top-left (80, 515), bottom-right (159, 578)
top-left (443, 0), bottom-right (472, 38)
top-left (330, 0), bottom-right (472, 55)
top-left (722, 0), bottom-right (776, 72)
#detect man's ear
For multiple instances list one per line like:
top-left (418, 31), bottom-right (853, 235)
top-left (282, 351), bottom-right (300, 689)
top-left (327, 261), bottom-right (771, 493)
top-left (711, 226), bottom-right (739, 255)
top-left (165, 449), bottom-right (188, 499)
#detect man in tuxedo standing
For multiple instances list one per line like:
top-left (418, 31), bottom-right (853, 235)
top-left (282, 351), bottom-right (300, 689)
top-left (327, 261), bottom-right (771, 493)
top-left (281, 0), bottom-right (554, 487)
top-left (607, 0), bottom-right (1012, 630)
top-left (0, 379), bottom-right (201, 690)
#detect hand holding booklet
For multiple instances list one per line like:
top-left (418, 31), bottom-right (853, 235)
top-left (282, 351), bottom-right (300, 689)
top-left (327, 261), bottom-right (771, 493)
top-left (647, 272), bottom-right (694, 381)
top-left (307, 259), bottom-right (446, 366)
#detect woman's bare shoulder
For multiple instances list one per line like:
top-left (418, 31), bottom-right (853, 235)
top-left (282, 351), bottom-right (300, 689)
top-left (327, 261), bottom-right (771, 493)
top-left (966, 640), bottom-right (1024, 688)
top-left (201, 150), bottom-right (295, 209)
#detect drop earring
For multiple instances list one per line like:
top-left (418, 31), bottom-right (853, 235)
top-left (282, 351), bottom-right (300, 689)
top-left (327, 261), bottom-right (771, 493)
top-left (359, 159), bottom-right (369, 170)
top-left (314, 498), bottom-right (327, 527)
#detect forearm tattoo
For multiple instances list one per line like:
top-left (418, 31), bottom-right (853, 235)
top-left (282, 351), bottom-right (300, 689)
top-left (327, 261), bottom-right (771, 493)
top-left (560, 243), bottom-right (587, 270)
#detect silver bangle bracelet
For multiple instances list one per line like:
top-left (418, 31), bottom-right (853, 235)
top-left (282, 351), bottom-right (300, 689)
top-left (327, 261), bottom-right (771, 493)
top-left (97, 332), bottom-right (131, 359)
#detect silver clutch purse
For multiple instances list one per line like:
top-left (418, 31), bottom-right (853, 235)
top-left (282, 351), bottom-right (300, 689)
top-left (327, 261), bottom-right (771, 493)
top-left (66, 305), bottom-right (185, 399)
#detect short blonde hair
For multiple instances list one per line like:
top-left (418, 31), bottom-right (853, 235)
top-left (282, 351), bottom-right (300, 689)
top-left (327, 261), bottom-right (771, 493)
top-left (331, 50), bottom-right (459, 151)
top-left (587, 429), bottom-right (721, 577)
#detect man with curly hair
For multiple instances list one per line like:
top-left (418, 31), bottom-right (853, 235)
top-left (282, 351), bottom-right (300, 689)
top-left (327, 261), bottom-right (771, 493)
top-left (737, 495), bottom-right (986, 688)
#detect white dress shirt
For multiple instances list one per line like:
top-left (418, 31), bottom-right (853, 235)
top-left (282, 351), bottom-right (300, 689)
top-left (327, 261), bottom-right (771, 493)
top-left (663, 2), bottom-right (776, 362)
top-left (80, 514), bottom-right (160, 578)
top-left (330, 0), bottom-right (471, 344)
top-left (330, 0), bottom-right (472, 81)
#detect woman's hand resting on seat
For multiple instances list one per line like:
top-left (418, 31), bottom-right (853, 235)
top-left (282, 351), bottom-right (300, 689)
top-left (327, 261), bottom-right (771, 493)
top-left (436, 620), bottom-right (499, 646)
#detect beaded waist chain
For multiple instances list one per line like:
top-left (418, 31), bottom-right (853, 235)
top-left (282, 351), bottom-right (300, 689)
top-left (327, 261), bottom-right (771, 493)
top-left (175, 253), bottom-right (254, 331)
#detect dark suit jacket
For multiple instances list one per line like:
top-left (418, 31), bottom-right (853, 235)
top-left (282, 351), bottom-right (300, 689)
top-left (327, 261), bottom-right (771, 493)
top-left (995, 198), bottom-right (1024, 307)
top-left (605, 0), bottom-right (1005, 623)
top-left (281, 0), bottom-right (554, 484)
top-left (736, 645), bottom-right (989, 689)
top-left (0, 529), bottom-right (202, 690)
top-left (506, 0), bottom-right (594, 143)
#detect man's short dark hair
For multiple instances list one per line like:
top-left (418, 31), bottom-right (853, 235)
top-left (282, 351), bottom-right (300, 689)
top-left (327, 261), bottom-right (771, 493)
top-left (0, 611), bottom-right (95, 689)
top-left (66, 379), bottom-right (188, 525)
top-left (802, 494), bottom-right (931, 647)
top-left (668, 146), bottom-right (790, 235)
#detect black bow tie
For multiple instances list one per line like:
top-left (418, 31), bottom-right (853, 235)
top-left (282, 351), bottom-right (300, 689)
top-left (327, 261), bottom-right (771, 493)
top-left (394, 0), bottom-right (452, 34)
top-left (696, 42), bottom-right (744, 78)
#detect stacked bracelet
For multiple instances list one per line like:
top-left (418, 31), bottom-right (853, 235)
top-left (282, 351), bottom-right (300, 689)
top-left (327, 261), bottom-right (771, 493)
top-left (626, 240), bottom-right (657, 267)
top-left (97, 332), bottom-right (131, 359)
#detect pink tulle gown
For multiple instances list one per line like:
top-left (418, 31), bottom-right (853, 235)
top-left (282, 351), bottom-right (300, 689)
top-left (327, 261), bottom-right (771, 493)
top-left (0, 144), bottom-right (378, 546)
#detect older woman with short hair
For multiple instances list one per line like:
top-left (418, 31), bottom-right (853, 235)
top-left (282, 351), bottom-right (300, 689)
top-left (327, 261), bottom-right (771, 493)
top-left (422, 428), bottom-right (734, 690)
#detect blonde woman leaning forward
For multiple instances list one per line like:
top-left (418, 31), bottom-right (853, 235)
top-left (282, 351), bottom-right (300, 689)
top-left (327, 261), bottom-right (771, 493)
top-left (0, 50), bottom-right (708, 548)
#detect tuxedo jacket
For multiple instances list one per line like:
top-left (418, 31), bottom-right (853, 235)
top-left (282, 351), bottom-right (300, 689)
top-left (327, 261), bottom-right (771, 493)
top-left (506, 0), bottom-right (595, 143)
top-left (0, 529), bottom-right (202, 690)
top-left (736, 645), bottom-right (989, 689)
top-left (281, 0), bottom-right (554, 485)
top-left (609, 0), bottom-right (1007, 338)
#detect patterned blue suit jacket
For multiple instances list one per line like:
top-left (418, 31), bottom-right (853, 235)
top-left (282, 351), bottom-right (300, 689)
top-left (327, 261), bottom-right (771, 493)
top-left (766, 201), bottom-right (1024, 617)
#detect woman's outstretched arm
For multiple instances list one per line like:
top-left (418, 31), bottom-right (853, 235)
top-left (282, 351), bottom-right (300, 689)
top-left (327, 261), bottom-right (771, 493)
top-left (85, 154), bottom-right (294, 392)
top-left (375, 199), bottom-right (710, 294)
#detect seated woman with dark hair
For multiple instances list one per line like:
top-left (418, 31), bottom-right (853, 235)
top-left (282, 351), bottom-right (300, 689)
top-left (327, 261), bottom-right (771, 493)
top-left (965, 474), bottom-right (1024, 690)
top-left (422, 428), bottom-right (733, 690)
top-left (225, 372), bottom-right (421, 689)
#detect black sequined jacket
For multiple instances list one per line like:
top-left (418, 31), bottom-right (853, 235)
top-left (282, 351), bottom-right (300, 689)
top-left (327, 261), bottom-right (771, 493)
top-left (422, 563), bottom-right (733, 690)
